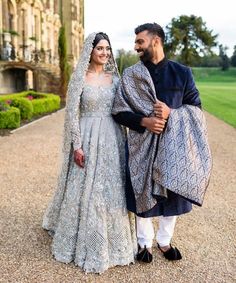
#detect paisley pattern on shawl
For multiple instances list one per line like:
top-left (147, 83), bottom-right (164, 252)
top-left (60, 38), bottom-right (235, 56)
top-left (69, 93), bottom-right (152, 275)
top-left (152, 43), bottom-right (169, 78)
top-left (112, 61), bottom-right (212, 213)
top-left (42, 33), bottom-right (136, 273)
top-left (153, 105), bottom-right (212, 207)
top-left (112, 62), bottom-right (162, 213)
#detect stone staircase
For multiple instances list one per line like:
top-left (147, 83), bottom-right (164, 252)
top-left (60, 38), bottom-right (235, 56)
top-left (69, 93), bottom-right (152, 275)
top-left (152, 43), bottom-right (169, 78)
top-left (35, 62), bottom-right (61, 95)
top-left (37, 62), bottom-right (60, 78)
top-left (0, 60), bottom-right (62, 95)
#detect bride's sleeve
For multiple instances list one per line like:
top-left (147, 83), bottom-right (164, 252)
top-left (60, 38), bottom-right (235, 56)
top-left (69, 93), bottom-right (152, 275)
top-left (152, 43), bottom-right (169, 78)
top-left (71, 104), bottom-right (81, 151)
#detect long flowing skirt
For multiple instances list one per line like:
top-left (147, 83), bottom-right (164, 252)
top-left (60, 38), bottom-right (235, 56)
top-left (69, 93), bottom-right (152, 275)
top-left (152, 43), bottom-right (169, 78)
top-left (43, 115), bottom-right (136, 273)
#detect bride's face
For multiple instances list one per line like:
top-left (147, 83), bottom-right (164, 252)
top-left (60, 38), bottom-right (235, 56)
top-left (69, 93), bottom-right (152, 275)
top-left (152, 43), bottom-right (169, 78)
top-left (90, 39), bottom-right (111, 66)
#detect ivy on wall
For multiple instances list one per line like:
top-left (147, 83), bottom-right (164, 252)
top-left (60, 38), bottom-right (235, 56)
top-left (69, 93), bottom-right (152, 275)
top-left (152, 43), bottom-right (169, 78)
top-left (58, 25), bottom-right (71, 101)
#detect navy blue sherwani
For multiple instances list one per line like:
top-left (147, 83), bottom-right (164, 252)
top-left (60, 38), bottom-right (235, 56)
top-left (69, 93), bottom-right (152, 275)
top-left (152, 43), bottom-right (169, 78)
top-left (112, 58), bottom-right (201, 217)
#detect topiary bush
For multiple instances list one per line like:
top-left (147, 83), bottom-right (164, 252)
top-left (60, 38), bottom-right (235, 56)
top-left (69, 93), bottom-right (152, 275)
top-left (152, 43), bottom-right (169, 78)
top-left (0, 105), bottom-right (20, 129)
top-left (0, 91), bottom-right (61, 129)
top-left (31, 93), bottom-right (60, 116)
top-left (10, 97), bottom-right (33, 120)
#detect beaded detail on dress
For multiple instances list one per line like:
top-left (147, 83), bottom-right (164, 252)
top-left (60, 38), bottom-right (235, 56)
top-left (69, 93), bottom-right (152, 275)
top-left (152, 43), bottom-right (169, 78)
top-left (42, 32), bottom-right (135, 272)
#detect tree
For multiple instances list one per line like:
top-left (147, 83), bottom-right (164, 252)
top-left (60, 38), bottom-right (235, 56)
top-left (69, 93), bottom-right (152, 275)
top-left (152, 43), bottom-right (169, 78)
top-left (116, 49), bottom-right (139, 74)
top-left (58, 25), bottom-right (71, 101)
top-left (196, 54), bottom-right (221, 67)
top-left (230, 45), bottom-right (236, 67)
top-left (165, 15), bottom-right (218, 66)
top-left (219, 44), bottom-right (230, 71)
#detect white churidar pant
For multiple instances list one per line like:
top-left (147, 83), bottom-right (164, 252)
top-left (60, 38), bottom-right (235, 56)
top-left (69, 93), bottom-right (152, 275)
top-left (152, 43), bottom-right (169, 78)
top-left (136, 215), bottom-right (177, 248)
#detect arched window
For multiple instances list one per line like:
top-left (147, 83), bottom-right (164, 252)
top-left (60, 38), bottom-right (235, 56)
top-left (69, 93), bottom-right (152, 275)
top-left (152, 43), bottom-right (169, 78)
top-left (8, 1), bottom-right (14, 31)
top-left (2, 0), bottom-right (15, 31)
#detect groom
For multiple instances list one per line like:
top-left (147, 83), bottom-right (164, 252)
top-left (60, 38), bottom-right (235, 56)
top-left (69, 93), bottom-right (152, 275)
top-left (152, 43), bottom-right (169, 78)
top-left (112, 23), bottom-right (201, 263)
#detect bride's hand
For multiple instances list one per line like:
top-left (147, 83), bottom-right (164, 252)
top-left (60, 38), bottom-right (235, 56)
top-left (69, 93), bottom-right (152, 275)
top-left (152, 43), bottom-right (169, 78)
top-left (74, 148), bottom-right (85, 168)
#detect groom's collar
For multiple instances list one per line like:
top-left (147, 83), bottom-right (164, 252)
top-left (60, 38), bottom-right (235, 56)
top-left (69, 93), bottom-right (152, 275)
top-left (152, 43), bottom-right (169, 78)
top-left (143, 57), bottom-right (168, 72)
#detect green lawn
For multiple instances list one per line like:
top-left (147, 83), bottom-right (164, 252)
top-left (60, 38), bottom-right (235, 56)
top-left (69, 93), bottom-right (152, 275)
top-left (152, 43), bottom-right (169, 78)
top-left (193, 67), bottom-right (236, 83)
top-left (196, 82), bottom-right (236, 127)
top-left (192, 68), bottom-right (236, 128)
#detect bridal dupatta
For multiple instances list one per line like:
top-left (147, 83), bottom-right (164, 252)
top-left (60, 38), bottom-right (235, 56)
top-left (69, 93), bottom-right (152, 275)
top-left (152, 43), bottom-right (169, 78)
top-left (43, 32), bottom-right (119, 231)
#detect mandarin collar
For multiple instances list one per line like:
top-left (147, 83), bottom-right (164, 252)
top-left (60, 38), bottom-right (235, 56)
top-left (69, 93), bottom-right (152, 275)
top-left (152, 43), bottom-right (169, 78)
top-left (144, 57), bottom-right (168, 72)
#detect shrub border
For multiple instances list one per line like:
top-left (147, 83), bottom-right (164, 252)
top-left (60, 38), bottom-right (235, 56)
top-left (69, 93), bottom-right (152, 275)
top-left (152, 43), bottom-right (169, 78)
top-left (0, 91), bottom-right (61, 129)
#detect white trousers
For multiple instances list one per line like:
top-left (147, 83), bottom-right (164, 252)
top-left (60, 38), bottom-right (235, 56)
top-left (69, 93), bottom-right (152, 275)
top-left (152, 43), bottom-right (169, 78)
top-left (136, 215), bottom-right (177, 248)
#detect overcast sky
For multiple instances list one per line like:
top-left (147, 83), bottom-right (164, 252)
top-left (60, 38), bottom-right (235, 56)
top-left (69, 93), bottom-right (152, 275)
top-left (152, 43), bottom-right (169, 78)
top-left (85, 0), bottom-right (235, 57)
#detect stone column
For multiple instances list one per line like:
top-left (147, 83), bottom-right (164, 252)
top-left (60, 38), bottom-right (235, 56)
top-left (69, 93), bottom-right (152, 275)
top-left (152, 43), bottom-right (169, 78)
top-left (61, 1), bottom-right (73, 62)
top-left (11, 1), bottom-right (18, 51)
top-left (40, 13), bottom-right (47, 54)
top-left (2, 0), bottom-right (9, 30)
top-left (78, 0), bottom-right (84, 57)
top-left (0, 1), bottom-right (3, 54)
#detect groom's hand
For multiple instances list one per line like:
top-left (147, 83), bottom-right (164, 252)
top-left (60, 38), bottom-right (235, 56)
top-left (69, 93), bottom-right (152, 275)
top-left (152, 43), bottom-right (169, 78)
top-left (153, 100), bottom-right (170, 120)
top-left (141, 117), bottom-right (166, 134)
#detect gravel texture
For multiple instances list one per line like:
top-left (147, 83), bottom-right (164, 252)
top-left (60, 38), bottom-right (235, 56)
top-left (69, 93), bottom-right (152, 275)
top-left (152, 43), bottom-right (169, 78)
top-left (0, 109), bottom-right (235, 283)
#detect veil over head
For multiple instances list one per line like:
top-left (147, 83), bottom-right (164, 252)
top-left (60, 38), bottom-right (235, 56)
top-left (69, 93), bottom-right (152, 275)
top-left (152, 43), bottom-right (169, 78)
top-left (42, 33), bottom-right (119, 231)
top-left (65, 32), bottom-right (118, 141)
top-left (65, 31), bottom-right (119, 172)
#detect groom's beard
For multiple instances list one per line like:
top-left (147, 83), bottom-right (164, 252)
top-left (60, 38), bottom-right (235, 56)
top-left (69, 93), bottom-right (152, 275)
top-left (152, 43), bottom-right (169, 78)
top-left (139, 49), bottom-right (153, 63)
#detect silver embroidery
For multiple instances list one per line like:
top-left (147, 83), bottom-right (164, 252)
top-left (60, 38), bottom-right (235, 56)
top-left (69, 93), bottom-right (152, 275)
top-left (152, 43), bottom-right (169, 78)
top-left (42, 33), bottom-right (136, 273)
top-left (153, 105), bottom-right (212, 206)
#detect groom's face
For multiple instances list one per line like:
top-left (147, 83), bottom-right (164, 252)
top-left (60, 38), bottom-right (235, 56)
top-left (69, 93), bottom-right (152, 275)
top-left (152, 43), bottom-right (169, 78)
top-left (134, 30), bottom-right (155, 62)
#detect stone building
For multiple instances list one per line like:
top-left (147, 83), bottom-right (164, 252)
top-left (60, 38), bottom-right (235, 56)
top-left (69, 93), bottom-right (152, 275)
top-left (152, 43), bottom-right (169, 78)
top-left (0, 0), bottom-right (84, 94)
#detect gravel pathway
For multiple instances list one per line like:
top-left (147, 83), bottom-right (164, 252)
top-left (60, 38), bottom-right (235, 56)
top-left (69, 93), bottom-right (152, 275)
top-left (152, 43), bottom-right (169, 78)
top-left (0, 110), bottom-right (235, 283)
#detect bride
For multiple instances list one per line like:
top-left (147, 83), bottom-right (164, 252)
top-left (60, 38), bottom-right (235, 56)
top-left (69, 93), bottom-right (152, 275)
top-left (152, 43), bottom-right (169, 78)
top-left (42, 32), bottom-right (136, 273)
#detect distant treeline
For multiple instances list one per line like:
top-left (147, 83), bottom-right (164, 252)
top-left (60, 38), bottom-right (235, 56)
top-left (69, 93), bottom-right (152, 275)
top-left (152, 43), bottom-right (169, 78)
top-left (116, 15), bottom-right (236, 74)
top-left (116, 48), bottom-right (236, 74)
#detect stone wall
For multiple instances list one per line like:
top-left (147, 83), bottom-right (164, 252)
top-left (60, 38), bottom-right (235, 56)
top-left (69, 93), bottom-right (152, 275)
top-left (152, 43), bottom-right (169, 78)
top-left (0, 0), bottom-right (84, 94)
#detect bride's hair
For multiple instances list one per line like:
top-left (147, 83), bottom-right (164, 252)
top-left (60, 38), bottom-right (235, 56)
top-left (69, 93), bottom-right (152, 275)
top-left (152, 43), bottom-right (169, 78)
top-left (92, 32), bottom-right (111, 49)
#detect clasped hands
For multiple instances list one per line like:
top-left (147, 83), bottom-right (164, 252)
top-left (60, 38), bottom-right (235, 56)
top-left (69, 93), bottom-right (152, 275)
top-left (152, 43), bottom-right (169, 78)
top-left (141, 100), bottom-right (170, 134)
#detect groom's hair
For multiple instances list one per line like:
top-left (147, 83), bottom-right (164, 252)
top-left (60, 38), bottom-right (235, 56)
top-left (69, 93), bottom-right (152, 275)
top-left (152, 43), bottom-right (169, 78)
top-left (135, 23), bottom-right (165, 45)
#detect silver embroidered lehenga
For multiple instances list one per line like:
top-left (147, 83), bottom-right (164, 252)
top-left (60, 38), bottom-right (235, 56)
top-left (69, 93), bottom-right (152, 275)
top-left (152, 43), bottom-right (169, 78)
top-left (42, 33), bottom-right (135, 273)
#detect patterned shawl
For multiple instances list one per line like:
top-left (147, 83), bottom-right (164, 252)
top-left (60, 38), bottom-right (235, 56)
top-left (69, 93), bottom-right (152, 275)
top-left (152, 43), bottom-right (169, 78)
top-left (112, 61), bottom-right (212, 213)
top-left (153, 105), bottom-right (212, 207)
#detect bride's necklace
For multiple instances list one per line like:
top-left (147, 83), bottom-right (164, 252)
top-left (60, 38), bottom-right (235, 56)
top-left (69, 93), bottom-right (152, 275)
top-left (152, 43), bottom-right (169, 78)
top-left (87, 70), bottom-right (105, 76)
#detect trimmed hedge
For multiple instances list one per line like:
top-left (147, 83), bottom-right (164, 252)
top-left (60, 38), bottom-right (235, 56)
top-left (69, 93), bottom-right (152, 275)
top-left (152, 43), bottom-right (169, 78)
top-left (10, 98), bottom-right (33, 120)
top-left (0, 91), bottom-right (60, 115)
top-left (32, 96), bottom-right (60, 115)
top-left (0, 106), bottom-right (20, 129)
top-left (0, 91), bottom-right (61, 129)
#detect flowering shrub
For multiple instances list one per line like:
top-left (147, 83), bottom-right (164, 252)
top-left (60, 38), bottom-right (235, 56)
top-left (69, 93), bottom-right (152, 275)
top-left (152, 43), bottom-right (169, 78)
top-left (0, 91), bottom-right (60, 129)
top-left (0, 101), bottom-right (9, 112)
